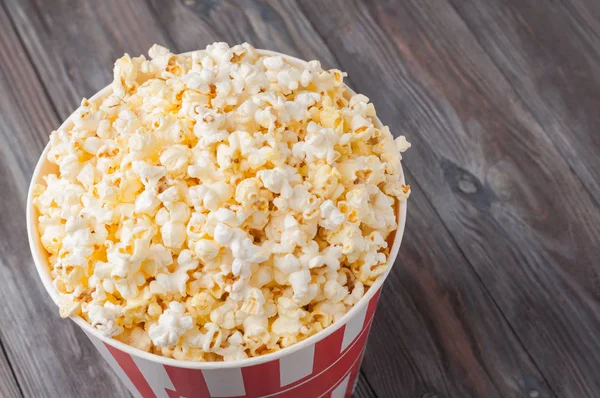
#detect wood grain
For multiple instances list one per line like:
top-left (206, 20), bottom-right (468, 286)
top-left (297, 0), bottom-right (600, 396)
top-left (1, 0), bottom-right (600, 397)
top-left (0, 1), bottom-right (374, 395)
top-left (0, 2), bottom-right (131, 397)
top-left (449, 0), bottom-right (600, 204)
top-left (148, 1), bottom-right (558, 397)
top-left (0, 341), bottom-right (22, 398)
top-left (363, 172), bottom-right (557, 398)
top-left (353, 371), bottom-right (377, 398)
top-left (3, 0), bottom-right (164, 119)
top-left (146, 0), bottom-right (340, 67)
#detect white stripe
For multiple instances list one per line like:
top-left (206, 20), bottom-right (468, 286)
top-left (264, 318), bottom-right (374, 398)
top-left (279, 344), bottom-right (315, 386)
top-left (330, 374), bottom-right (351, 398)
top-left (341, 304), bottom-right (367, 351)
top-left (84, 332), bottom-right (141, 398)
top-left (317, 350), bottom-right (364, 398)
top-left (132, 356), bottom-right (175, 398)
top-left (202, 368), bottom-right (245, 397)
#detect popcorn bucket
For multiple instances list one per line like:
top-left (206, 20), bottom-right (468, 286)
top-left (27, 49), bottom-right (408, 398)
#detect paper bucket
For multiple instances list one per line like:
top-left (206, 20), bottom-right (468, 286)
top-left (26, 49), bottom-right (408, 398)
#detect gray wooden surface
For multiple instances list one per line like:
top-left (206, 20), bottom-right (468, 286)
top-left (0, 0), bottom-right (599, 397)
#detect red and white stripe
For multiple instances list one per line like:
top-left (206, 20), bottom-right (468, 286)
top-left (87, 288), bottom-right (382, 398)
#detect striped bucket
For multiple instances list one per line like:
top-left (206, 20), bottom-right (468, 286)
top-left (27, 49), bottom-right (407, 398)
top-left (85, 289), bottom-right (381, 398)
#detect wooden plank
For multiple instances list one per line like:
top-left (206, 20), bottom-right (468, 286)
top-left (361, 171), bottom-right (556, 398)
top-left (3, 0), bottom-right (594, 397)
top-left (448, 0), bottom-right (600, 211)
top-left (148, 1), bottom-right (558, 397)
top-left (3, 0), bottom-right (165, 120)
top-left (2, 0), bottom-right (562, 396)
top-left (2, 1), bottom-right (379, 396)
top-left (145, 3), bottom-right (491, 397)
top-left (0, 342), bottom-right (22, 398)
top-left (296, 0), bottom-right (600, 396)
top-left (0, 3), bottom-right (132, 398)
top-left (146, 0), bottom-right (340, 67)
top-left (354, 371), bottom-right (377, 398)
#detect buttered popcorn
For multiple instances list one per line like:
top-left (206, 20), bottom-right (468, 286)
top-left (34, 43), bottom-right (410, 361)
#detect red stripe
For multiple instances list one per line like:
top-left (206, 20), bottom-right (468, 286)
top-left (275, 319), bottom-right (373, 397)
top-left (365, 288), bottom-right (382, 325)
top-left (105, 344), bottom-right (156, 398)
top-left (271, 292), bottom-right (381, 393)
top-left (241, 359), bottom-right (281, 397)
top-left (345, 347), bottom-right (366, 398)
top-left (102, 291), bottom-right (380, 398)
top-left (344, 318), bottom-right (375, 397)
top-left (313, 325), bottom-right (345, 374)
top-left (165, 390), bottom-right (180, 398)
top-left (164, 365), bottom-right (211, 398)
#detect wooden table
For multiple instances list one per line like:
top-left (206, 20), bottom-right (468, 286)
top-left (1, 1), bottom-right (599, 397)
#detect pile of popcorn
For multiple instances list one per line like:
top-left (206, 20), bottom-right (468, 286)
top-left (33, 43), bottom-right (410, 361)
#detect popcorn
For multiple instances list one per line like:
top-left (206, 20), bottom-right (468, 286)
top-left (159, 145), bottom-right (191, 176)
top-left (129, 327), bottom-right (152, 352)
top-left (132, 160), bottom-right (166, 189)
top-left (272, 316), bottom-right (303, 336)
top-left (308, 245), bottom-right (343, 272)
top-left (270, 215), bottom-right (308, 254)
top-left (189, 181), bottom-right (233, 211)
top-left (319, 200), bottom-right (345, 231)
top-left (309, 164), bottom-right (343, 199)
top-left (185, 323), bottom-right (225, 355)
top-left (161, 221), bottom-right (187, 249)
top-left (257, 166), bottom-right (299, 196)
top-left (274, 254), bottom-right (301, 275)
top-left (243, 314), bottom-right (269, 339)
top-left (313, 300), bottom-right (347, 326)
top-left (194, 239), bottom-right (221, 263)
top-left (187, 291), bottom-right (216, 318)
top-left (288, 269), bottom-right (311, 302)
top-left (150, 250), bottom-right (198, 296)
top-left (35, 42), bottom-right (409, 362)
top-left (213, 223), bottom-right (268, 278)
top-left (148, 302), bottom-right (194, 347)
top-left (239, 287), bottom-right (266, 316)
top-left (135, 189), bottom-right (161, 215)
top-left (395, 135), bottom-right (411, 152)
top-left (251, 265), bottom-right (273, 288)
top-left (344, 280), bottom-right (365, 306)
top-left (141, 243), bottom-right (172, 277)
top-left (324, 280), bottom-right (348, 303)
top-left (272, 297), bottom-right (307, 337)
top-left (292, 122), bottom-right (340, 164)
top-left (235, 177), bottom-right (262, 209)
top-left (86, 302), bottom-right (124, 337)
top-left (210, 299), bottom-right (238, 329)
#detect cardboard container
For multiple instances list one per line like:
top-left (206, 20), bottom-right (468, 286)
top-left (27, 49), bottom-right (408, 398)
